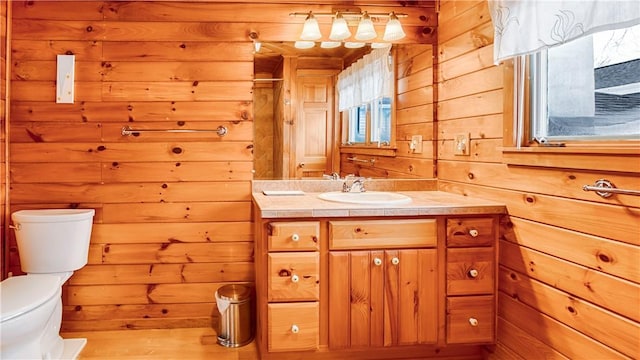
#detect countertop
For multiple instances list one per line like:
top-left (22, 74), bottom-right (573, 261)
top-left (252, 190), bottom-right (507, 218)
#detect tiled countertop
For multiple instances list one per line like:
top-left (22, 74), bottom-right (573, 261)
top-left (252, 180), bottom-right (506, 218)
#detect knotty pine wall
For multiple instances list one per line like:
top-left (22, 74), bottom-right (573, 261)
top-left (1, 1), bottom-right (7, 278)
top-left (341, 43), bottom-right (436, 178)
top-left (435, 1), bottom-right (640, 359)
top-left (9, 1), bottom-right (255, 331)
top-left (6, 0), bottom-right (436, 332)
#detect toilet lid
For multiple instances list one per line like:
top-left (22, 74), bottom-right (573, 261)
top-left (0, 275), bottom-right (60, 323)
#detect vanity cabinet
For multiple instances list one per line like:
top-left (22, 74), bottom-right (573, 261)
top-left (445, 217), bottom-right (497, 344)
top-left (253, 196), bottom-right (503, 360)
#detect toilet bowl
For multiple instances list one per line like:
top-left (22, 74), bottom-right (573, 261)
top-left (0, 209), bottom-right (94, 360)
top-left (1, 274), bottom-right (67, 359)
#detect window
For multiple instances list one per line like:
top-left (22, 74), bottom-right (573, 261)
top-left (528, 23), bottom-right (640, 143)
top-left (346, 97), bottom-right (392, 145)
top-left (338, 47), bottom-right (395, 148)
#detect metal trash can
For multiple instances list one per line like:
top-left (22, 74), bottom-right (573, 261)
top-left (215, 284), bottom-right (255, 347)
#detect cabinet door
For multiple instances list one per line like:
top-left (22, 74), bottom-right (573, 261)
top-left (390, 250), bottom-right (438, 346)
top-left (328, 249), bottom-right (438, 349)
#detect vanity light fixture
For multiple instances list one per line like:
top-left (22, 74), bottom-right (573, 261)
top-left (290, 10), bottom-right (407, 46)
top-left (321, 41), bottom-right (341, 49)
top-left (383, 12), bottom-right (406, 41)
top-left (294, 40), bottom-right (315, 49)
top-left (371, 42), bottom-right (392, 49)
top-left (355, 11), bottom-right (377, 41)
top-left (300, 11), bottom-right (322, 40)
top-left (344, 42), bottom-right (365, 49)
top-left (329, 12), bottom-right (351, 41)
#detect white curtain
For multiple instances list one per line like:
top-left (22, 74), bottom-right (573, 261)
top-left (337, 47), bottom-right (392, 111)
top-left (489, 0), bottom-right (640, 64)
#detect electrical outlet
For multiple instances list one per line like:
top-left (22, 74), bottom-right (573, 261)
top-left (453, 133), bottom-right (470, 156)
top-left (410, 135), bottom-right (423, 154)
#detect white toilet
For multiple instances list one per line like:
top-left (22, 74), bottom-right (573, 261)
top-left (0, 209), bottom-right (95, 360)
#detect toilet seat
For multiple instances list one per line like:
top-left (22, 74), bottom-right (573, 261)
top-left (0, 275), bottom-right (61, 323)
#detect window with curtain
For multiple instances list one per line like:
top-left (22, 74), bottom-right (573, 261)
top-left (490, 0), bottom-right (640, 145)
top-left (338, 47), bottom-right (394, 146)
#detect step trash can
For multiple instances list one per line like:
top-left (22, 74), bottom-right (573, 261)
top-left (215, 284), bottom-right (255, 347)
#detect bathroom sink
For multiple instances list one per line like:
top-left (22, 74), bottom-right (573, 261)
top-left (318, 191), bottom-right (412, 205)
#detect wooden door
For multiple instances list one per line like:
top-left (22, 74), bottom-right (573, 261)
top-left (293, 70), bottom-right (337, 178)
top-left (328, 249), bottom-right (438, 349)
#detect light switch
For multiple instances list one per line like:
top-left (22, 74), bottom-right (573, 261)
top-left (56, 55), bottom-right (75, 104)
top-left (410, 135), bottom-right (423, 154)
top-left (453, 133), bottom-right (470, 156)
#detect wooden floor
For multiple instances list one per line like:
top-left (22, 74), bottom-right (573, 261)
top-left (62, 327), bottom-right (259, 360)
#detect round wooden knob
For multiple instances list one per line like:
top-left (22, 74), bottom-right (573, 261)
top-left (291, 234), bottom-right (300, 242)
top-left (391, 257), bottom-right (400, 265)
top-left (291, 324), bottom-right (300, 333)
top-left (373, 258), bottom-right (382, 266)
top-left (468, 269), bottom-right (479, 278)
top-left (291, 274), bottom-right (299, 283)
top-left (469, 317), bottom-right (479, 327)
top-left (469, 229), bottom-right (479, 237)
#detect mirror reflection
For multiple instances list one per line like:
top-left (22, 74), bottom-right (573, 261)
top-left (253, 42), bottom-right (371, 180)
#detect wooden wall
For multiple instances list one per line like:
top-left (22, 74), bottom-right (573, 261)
top-left (7, 0), bottom-right (436, 332)
top-left (435, 1), bottom-right (640, 359)
top-left (9, 1), bottom-right (255, 331)
top-left (1, 1), bottom-right (7, 279)
top-left (341, 43), bottom-right (436, 178)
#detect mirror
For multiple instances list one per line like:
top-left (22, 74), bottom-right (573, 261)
top-left (253, 42), bottom-right (371, 180)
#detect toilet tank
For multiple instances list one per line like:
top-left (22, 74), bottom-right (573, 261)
top-left (11, 209), bottom-right (95, 274)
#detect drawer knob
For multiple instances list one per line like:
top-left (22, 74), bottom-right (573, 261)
top-left (291, 274), bottom-right (299, 283)
top-left (468, 269), bottom-right (479, 278)
top-left (391, 257), bottom-right (400, 265)
top-left (373, 258), bottom-right (382, 266)
top-left (291, 233), bottom-right (300, 242)
top-left (291, 324), bottom-right (300, 334)
top-left (469, 317), bottom-right (479, 327)
top-left (469, 229), bottom-right (479, 237)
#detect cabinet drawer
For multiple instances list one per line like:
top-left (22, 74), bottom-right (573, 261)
top-left (446, 218), bottom-right (494, 247)
top-left (268, 221), bottom-right (319, 251)
top-left (446, 296), bottom-right (495, 344)
top-left (447, 247), bottom-right (495, 295)
top-left (268, 252), bottom-right (319, 301)
top-left (329, 219), bottom-right (437, 250)
top-left (268, 302), bottom-right (319, 352)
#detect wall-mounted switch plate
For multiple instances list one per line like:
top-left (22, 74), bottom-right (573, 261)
top-left (56, 54), bottom-right (75, 104)
top-left (410, 135), bottom-right (423, 154)
top-left (454, 133), bottom-right (470, 156)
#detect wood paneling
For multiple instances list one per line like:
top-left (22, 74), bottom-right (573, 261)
top-left (437, 1), bottom-right (640, 359)
top-left (7, 0), bottom-right (259, 330)
top-left (1, 0), bottom-right (8, 279)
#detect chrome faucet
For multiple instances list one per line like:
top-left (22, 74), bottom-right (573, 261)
top-left (342, 177), bottom-right (366, 193)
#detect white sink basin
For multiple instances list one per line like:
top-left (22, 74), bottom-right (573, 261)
top-left (318, 191), bottom-right (412, 205)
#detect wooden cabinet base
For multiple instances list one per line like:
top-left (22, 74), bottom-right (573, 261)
top-left (257, 344), bottom-right (490, 360)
